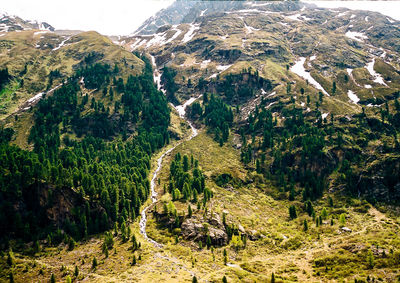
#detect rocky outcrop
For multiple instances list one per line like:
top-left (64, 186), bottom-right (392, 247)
top-left (181, 213), bottom-right (228, 246)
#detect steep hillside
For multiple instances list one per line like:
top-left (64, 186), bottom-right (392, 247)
top-left (0, 28), bottom-right (144, 148)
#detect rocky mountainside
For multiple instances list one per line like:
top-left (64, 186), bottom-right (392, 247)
top-left (121, 1), bottom-right (399, 113)
top-left (0, 12), bottom-right (54, 33)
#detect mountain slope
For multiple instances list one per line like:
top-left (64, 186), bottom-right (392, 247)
top-left (122, 1), bottom-right (399, 114)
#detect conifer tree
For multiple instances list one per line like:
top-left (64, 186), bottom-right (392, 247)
top-left (188, 205), bottom-right (193, 218)
top-left (303, 219), bottom-right (308, 231)
top-left (9, 272), bottom-right (14, 283)
top-left (92, 257), bottom-right (97, 269)
top-left (74, 265), bottom-right (79, 277)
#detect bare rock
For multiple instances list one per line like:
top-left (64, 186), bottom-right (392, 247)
top-left (181, 215), bottom-right (228, 246)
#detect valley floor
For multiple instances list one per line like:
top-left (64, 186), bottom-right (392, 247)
top-left (2, 110), bottom-right (400, 283)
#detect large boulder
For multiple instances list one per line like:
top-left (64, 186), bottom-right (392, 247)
top-left (181, 214), bottom-right (228, 246)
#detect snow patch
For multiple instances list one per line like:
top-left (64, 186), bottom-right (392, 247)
top-left (387, 17), bottom-right (395, 23)
top-left (379, 48), bottom-right (387, 59)
top-left (27, 92), bottom-right (43, 104)
top-left (130, 38), bottom-right (141, 49)
top-left (131, 38), bottom-right (147, 50)
top-left (347, 68), bottom-right (362, 87)
top-left (216, 65), bottom-right (232, 72)
top-left (149, 55), bottom-right (164, 93)
top-left (146, 32), bottom-right (167, 47)
top-left (345, 31), bottom-right (368, 42)
top-left (34, 30), bottom-right (50, 36)
top-left (364, 84), bottom-right (372, 89)
top-left (249, 2), bottom-right (272, 7)
top-left (291, 57), bottom-right (329, 96)
top-left (365, 16), bottom-right (369, 22)
top-left (201, 60), bottom-right (211, 69)
top-left (52, 37), bottom-right (70, 51)
top-left (182, 23), bottom-right (200, 43)
top-left (365, 59), bottom-right (387, 86)
top-left (200, 9), bottom-right (207, 17)
top-left (347, 90), bottom-right (360, 104)
top-left (287, 13), bottom-right (302, 21)
top-left (322, 113), bottom-right (329, 119)
top-left (164, 26), bottom-right (182, 45)
top-left (175, 97), bottom-right (200, 118)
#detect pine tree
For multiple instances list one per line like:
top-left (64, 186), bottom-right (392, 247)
top-left (74, 265), bottom-right (79, 277)
top-left (50, 273), bottom-right (56, 283)
top-left (332, 81), bottom-right (336, 95)
top-left (289, 205), bottom-right (297, 219)
top-left (367, 249), bottom-right (374, 269)
top-left (192, 276), bottom-right (198, 283)
top-left (9, 272), bottom-right (14, 283)
top-left (92, 257), bottom-right (97, 269)
top-left (222, 276), bottom-right (228, 283)
top-left (7, 250), bottom-right (14, 266)
top-left (188, 205), bottom-right (193, 218)
top-left (303, 219), bottom-right (308, 231)
top-left (183, 155), bottom-right (189, 172)
top-left (271, 272), bottom-right (275, 283)
top-left (132, 255), bottom-right (137, 265)
top-left (223, 249), bottom-right (228, 265)
top-left (206, 234), bottom-right (212, 249)
top-left (289, 186), bottom-right (295, 201)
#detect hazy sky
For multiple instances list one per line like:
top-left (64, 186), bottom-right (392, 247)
top-left (1, 0), bottom-right (174, 35)
top-left (1, 1), bottom-right (399, 36)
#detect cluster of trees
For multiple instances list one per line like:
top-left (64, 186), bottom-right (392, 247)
top-left (188, 93), bottom-right (233, 145)
top-left (212, 69), bottom-right (273, 103)
top-left (241, 100), bottom-right (338, 202)
top-left (0, 54), bottom-right (171, 245)
top-left (161, 66), bottom-right (179, 104)
top-left (75, 63), bottom-right (112, 90)
top-left (239, 84), bottom-right (400, 204)
top-left (0, 67), bottom-right (10, 91)
top-left (168, 153), bottom-right (211, 205)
